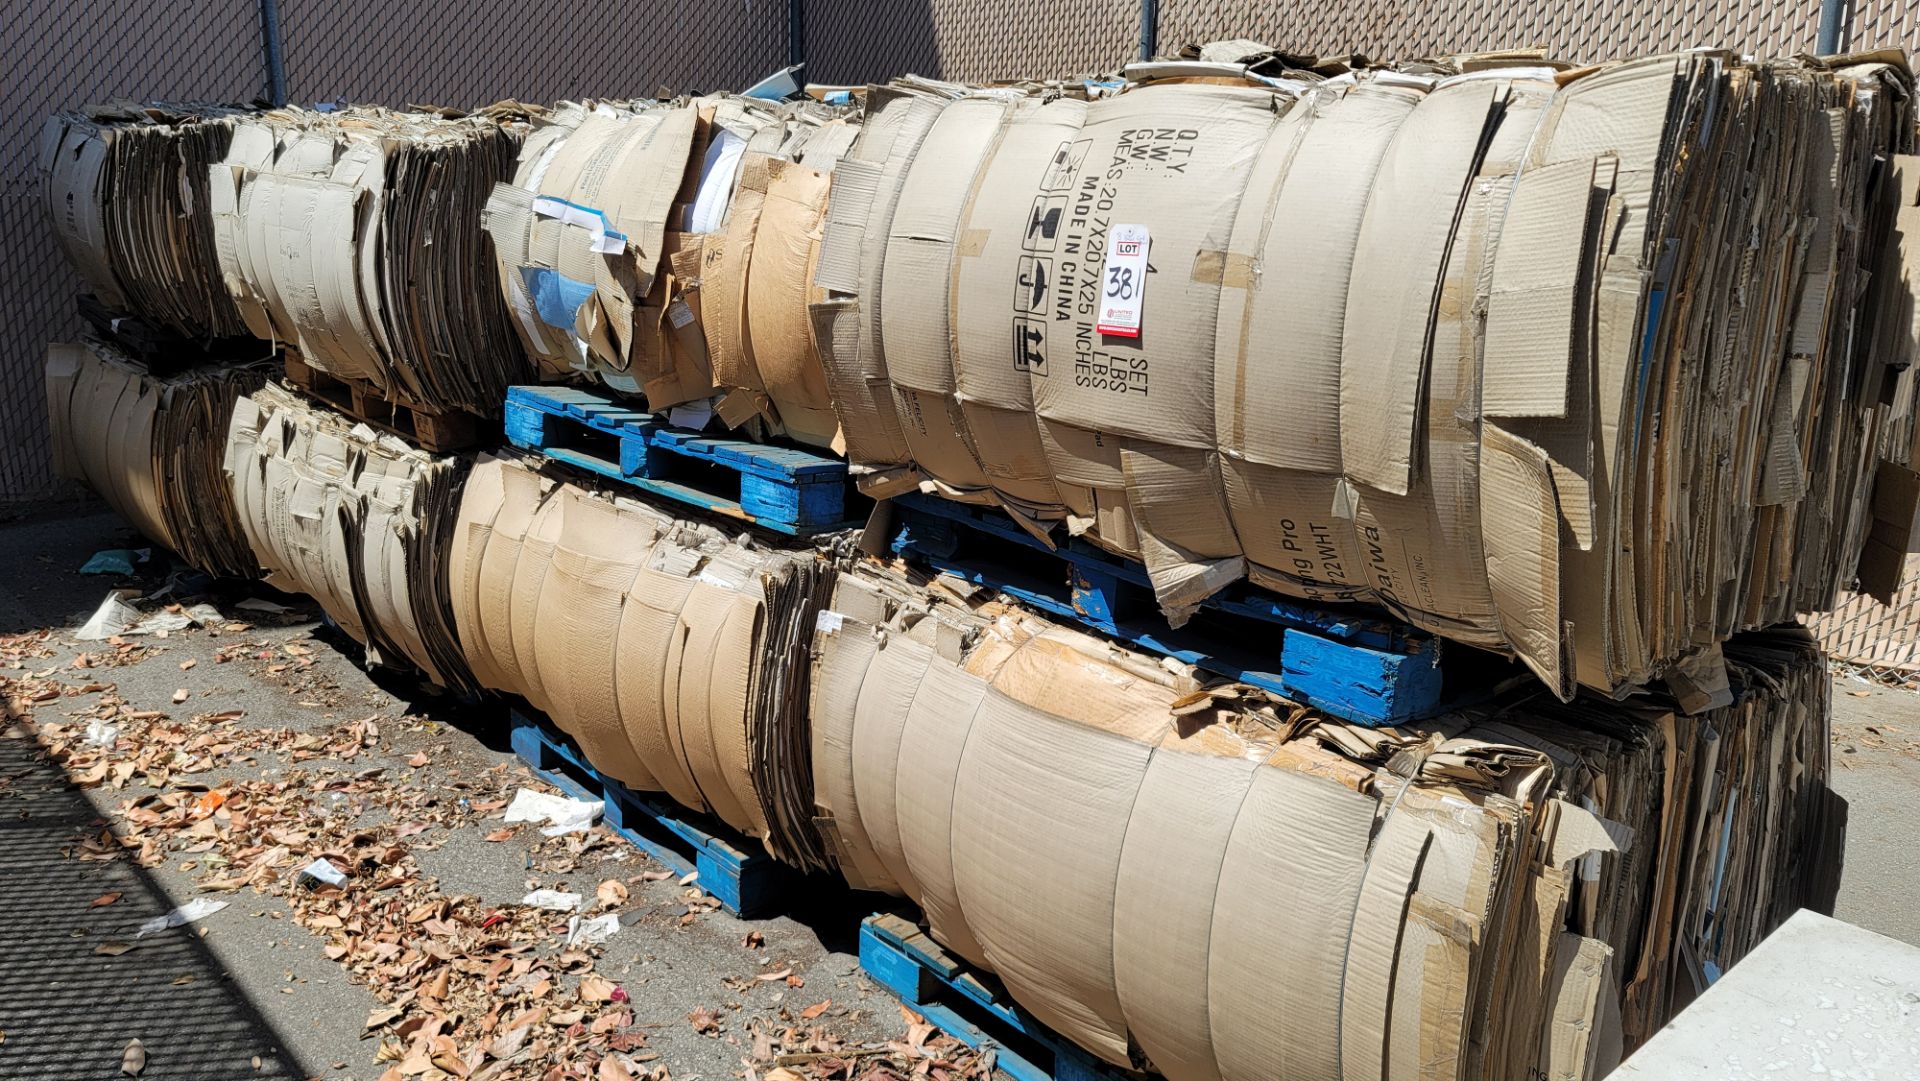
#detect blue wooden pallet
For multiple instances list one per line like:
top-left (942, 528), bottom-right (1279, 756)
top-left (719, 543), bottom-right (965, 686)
top-left (507, 707), bottom-right (797, 918)
top-left (889, 493), bottom-right (1457, 727)
top-left (504, 385), bottom-right (860, 535)
top-left (860, 914), bottom-right (1136, 1081)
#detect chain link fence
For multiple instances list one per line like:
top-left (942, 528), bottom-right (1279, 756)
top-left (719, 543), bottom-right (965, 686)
top-left (3, 0), bottom-right (1910, 507)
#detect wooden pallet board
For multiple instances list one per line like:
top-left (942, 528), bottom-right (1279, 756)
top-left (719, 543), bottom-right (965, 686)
top-left (504, 385), bottom-right (860, 535)
top-left (507, 707), bottom-right (799, 918)
top-left (889, 492), bottom-right (1474, 727)
top-left (859, 914), bottom-right (1138, 1081)
top-left (283, 351), bottom-right (484, 452)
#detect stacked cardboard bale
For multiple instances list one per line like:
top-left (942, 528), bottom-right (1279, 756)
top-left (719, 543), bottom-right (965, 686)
top-left (483, 95), bottom-right (855, 448)
top-left (45, 337), bottom-right (270, 577)
top-left (806, 53), bottom-right (1920, 699)
top-left (41, 104), bottom-right (251, 337)
top-left (207, 105), bottom-right (530, 415)
top-left (810, 559), bottom-right (1835, 1081)
top-left (34, 53), bottom-right (1881, 1081)
top-left (223, 384), bottom-right (472, 690)
top-left (447, 452), bottom-right (835, 869)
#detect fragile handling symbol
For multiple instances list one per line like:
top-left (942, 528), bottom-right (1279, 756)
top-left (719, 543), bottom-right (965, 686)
top-left (1024, 196), bottom-right (1065, 252)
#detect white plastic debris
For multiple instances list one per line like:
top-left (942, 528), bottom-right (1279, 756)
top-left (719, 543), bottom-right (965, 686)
top-left (76, 593), bottom-right (231, 640)
top-left (502, 787), bottom-right (602, 836)
top-left (135, 898), bottom-right (229, 937)
top-left (521, 889), bottom-right (583, 912)
top-left (667, 398), bottom-right (715, 430)
top-left (138, 603), bottom-right (225, 634)
top-left (566, 912), bottom-right (621, 947)
top-left (85, 719), bottom-right (120, 747)
top-left (132, 611), bottom-right (194, 634)
top-left (75, 589), bottom-right (143, 640)
top-left (295, 858), bottom-right (348, 889)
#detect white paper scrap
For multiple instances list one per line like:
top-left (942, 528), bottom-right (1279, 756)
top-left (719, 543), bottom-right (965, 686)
top-left (522, 889), bottom-right (584, 913)
top-left (136, 898), bottom-right (229, 937)
top-left (76, 589), bottom-right (143, 641)
top-left (502, 787), bottom-right (603, 836)
top-left (567, 912), bottom-right (621, 946)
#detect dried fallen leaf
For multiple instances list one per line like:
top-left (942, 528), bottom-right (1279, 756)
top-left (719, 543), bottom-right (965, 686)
top-left (121, 1038), bottom-right (146, 1076)
top-left (407, 751), bottom-right (430, 768)
top-left (178, 659), bottom-right (196, 671)
top-left (580, 974), bottom-right (617, 1003)
top-left (590, 1011), bottom-right (631, 1035)
top-left (687, 1006), bottom-right (721, 1035)
top-left (596, 879), bottom-right (628, 910)
top-left (741, 931), bottom-right (764, 949)
top-left (800, 999), bottom-right (831, 1020)
top-left (94, 941), bottom-right (134, 956)
top-left (171, 689), bottom-right (189, 704)
top-left (483, 827), bottom-right (516, 843)
top-left (90, 891), bottom-right (123, 908)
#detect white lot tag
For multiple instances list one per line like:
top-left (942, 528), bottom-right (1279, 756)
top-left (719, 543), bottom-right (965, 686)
top-left (1096, 223), bottom-right (1149, 338)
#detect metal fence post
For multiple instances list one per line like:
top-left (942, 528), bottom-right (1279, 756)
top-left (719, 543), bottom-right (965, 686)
top-left (1818, 0), bottom-right (1848, 54)
top-left (1139, 0), bottom-right (1158, 61)
top-left (259, 0), bottom-right (288, 105)
top-left (789, 0), bottom-right (805, 69)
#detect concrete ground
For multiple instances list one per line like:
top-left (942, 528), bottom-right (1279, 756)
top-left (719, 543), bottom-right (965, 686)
top-left (2, 501), bottom-right (1917, 1079)
top-left (0, 505), bottom-right (930, 1081)
top-left (1826, 677), bottom-right (1920, 947)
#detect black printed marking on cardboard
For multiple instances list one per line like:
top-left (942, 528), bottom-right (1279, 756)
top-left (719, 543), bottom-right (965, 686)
top-left (1023, 195), bottom-right (1066, 253)
top-left (1040, 139), bottom-right (1092, 193)
top-left (1012, 317), bottom-right (1047, 375)
top-left (1014, 256), bottom-right (1051, 314)
top-left (1070, 347), bottom-right (1147, 395)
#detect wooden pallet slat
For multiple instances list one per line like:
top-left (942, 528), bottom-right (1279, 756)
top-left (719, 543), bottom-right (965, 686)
top-left (889, 492), bottom-right (1469, 727)
top-left (282, 351), bottom-right (484, 452)
top-left (507, 707), bottom-right (798, 918)
top-left (858, 915), bottom-right (1136, 1081)
top-left (504, 385), bottom-right (860, 535)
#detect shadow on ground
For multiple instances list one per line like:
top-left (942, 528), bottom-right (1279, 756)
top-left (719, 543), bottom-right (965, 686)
top-left (0, 720), bottom-right (310, 1080)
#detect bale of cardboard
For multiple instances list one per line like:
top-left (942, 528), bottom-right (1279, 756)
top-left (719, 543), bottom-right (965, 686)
top-left (46, 337), bottom-right (270, 578)
top-left (205, 104), bottom-right (531, 416)
top-left (483, 95), bottom-right (855, 449)
top-left (446, 451), bottom-right (835, 869)
top-left (42, 103), bottom-right (251, 338)
top-left (810, 558), bottom-right (1836, 1081)
top-left (223, 383), bottom-right (472, 690)
top-left (809, 50), bottom-right (1920, 700)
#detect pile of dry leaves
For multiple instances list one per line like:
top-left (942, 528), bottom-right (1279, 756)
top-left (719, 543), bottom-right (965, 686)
top-left (2, 615), bottom-right (1002, 1081)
